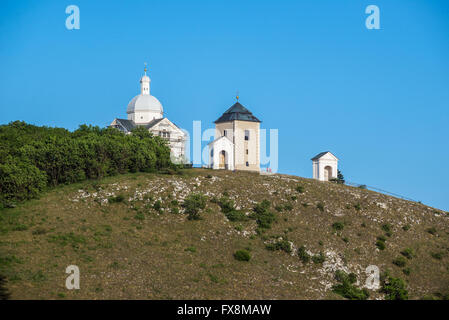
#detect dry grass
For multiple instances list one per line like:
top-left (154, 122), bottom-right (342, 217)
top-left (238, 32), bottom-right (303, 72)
top-left (0, 169), bottom-right (448, 299)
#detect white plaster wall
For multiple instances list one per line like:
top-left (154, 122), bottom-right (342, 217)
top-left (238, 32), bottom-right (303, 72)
top-left (128, 110), bottom-right (163, 124)
top-left (208, 138), bottom-right (234, 170)
top-left (317, 159), bottom-right (338, 181)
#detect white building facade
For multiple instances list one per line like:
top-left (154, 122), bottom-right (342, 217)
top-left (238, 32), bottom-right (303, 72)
top-left (110, 66), bottom-right (187, 163)
top-left (312, 151), bottom-right (339, 181)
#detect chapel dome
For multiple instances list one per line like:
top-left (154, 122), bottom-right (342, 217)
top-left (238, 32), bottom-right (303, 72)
top-left (127, 94), bottom-right (163, 114)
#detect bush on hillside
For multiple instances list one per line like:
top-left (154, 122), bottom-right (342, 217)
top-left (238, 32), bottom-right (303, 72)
top-left (332, 270), bottom-right (369, 300)
top-left (183, 193), bottom-right (207, 220)
top-left (381, 273), bottom-right (408, 300)
top-left (0, 121), bottom-right (173, 206)
top-left (252, 200), bottom-right (276, 230)
top-left (234, 250), bottom-right (251, 262)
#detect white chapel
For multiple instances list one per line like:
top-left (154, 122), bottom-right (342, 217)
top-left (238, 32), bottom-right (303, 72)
top-left (311, 151), bottom-right (339, 181)
top-left (110, 66), bottom-right (187, 163)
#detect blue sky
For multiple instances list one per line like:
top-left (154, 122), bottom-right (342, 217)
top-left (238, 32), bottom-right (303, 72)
top-left (1, 0), bottom-right (448, 211)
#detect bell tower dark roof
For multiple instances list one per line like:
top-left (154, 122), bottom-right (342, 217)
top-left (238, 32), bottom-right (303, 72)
top-left (214, 102), bottom-right (261, 124)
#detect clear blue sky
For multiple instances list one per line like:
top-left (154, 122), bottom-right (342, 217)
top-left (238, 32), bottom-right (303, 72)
top-left (1, 0), bottom-right (448, 211)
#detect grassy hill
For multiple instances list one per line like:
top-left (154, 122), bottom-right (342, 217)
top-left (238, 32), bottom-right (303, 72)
top-left (0, 169), bottom-right (448, 299)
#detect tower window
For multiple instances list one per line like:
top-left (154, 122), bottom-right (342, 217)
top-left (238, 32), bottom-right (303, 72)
top-left (246, 161), bottom-right (249, 167)
top-left (246, 149), bottom-right (248, 155)
top-left (223, 130), bottom-right (227, 137)
top-left (244, 130), bottom-right (250, 140)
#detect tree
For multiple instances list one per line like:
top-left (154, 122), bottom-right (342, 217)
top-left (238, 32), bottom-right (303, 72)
top-left (337, 170), bottom-right (345, 184)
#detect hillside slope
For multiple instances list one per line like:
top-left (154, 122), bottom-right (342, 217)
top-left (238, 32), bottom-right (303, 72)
top-left (0, 169), bottom-right (448, 299)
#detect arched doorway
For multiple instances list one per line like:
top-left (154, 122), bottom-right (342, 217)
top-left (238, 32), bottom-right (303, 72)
top-left (324, 166), bottom-right (332, 181)
top-left (219, 150), bottom-right (228, 169)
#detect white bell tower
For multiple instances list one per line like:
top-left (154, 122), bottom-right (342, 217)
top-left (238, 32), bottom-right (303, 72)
top-left (140, 63), bottom-right (150, 95)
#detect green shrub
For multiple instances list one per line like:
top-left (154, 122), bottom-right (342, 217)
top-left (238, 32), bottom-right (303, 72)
top-left (134, 212), bottom-right (145, 220)
top-left (332, 222), bottom-right (344, 231)
top-left (283, 203), bottom-right (293, 211)
top-left (183, 193), bottom-right (206, 220)
top-left (316, 202), bottom-right (325, 212)
top-left (312, 252), bottom-right (326, 264)
top-left (393, 256), bottom-right (407, 267)
top-left (217, 197), bottom-right (247, 222)
top-left (376, 240), bottom-right (386, 250)
top-left (0, 160), bottom-right (47, 204)
top-left (354, 203), bottom-right (361, 211)
top-left (265, 239), bottom-right (292, 253)
top-left (381, 223), bottom-right (392, 233)
top-left (234, 250), bottom-right (251, 262)
top-left (381, 274), bottom-right (408, 300)
top-left (109, 194), bottom-right (125, 203)
top-left (402, 224), bottom-right (410, 231)
top-left (295, 185), bottom-right (304, 193)
top-left (153, 200), bottom-right (162, 212)
top-left (400, 248), bottom-right (414, 259)
top-left (427, 227), bottom-right (437, 235)
top-left (332, 270), bottom-right (369, 300)
top-left (402, 268), bottom-right (411, 276)
top-left (185, 246), bottom-right (196, 253)
top-left (226, 210), bottom-right (247, 222)
top-left (252, 200), bottom-right (276, 230)
top-left (431, 252), bottom-right (443, 260)
top-left (297, 246), bottom-right (310, 263)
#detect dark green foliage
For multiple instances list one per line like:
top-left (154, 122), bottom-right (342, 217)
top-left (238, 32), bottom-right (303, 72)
top-left (295, 185), bottom-right (304, 193)
top-left (337, 170), bottom-right (345, 184)
top-left (217, 197), bottom-right (247, 222)
top-left (354, 203), bottom-right (361, 211)
top-left (283, 203), bottom-right (293, 211)
top-left (382, 223), bottom-right (392, 234)
top-left (332, 222), bottom-right (344, 231)
top-left (0, 121), bottom-right (172, 206)
top-left (234, 250), bottom-right (251, 261)
top-left (312, 252), bottom-right (326, 264)
top-left (0, 274), bottom-right (10, 300)
top-left (402, 224), bottom-right (410, 231)
top-left (153, 200), bottom-right (162, 212)
top-left (183, 193), bottom-right (206, 220)
top-left (252, 200), bottom-right (276, 230)
top-left (402, 268), bottom-right (411, 276)
top-left (381, 274), bottom-right (408, 300)
top-left (316, 202), bottom-right (325, 212)
top-left (427, 227), bottom-right (437, 235)
top-left (265, 239), bottom-right (292, 253)
top-left (109, 194), bottom-right (125, 203)
top-left (393, 256), bottom-right (407, 267)
top-left (358, 185), bottom-right (367, 190)
top-left (297, 246), bottom-right (310, 263)
top-left (134, 212), bottom-right (145, 220)
top-left (400, 248), bottom-right (414, 259)
top-left (431, 252), bottom-right (443, 260)
top-left (332, 270), bottom-right (369, 300)
top-left (376, 237), bottom-right (386, 250)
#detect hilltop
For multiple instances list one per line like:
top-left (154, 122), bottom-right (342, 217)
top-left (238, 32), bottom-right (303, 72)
top-left (0, 169), bottom-right (448, 299)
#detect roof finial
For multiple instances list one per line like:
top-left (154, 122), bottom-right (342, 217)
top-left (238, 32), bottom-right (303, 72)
top-left (144, 62), bottom-right (147, 75)
top-left (236, 90), bottom-right (239, 101)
